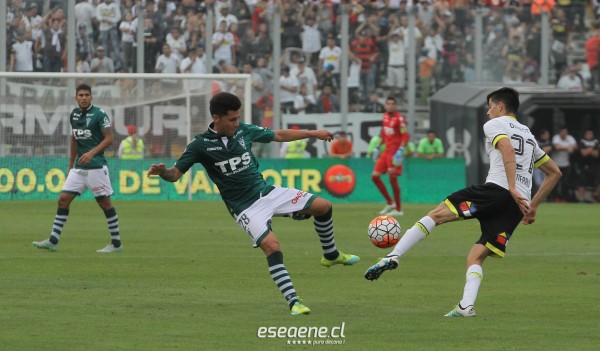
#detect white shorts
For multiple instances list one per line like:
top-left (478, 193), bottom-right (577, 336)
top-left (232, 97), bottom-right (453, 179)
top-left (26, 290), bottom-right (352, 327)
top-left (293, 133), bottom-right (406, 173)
top-left (235, 186), bottom-right (316, 248)
top-left (62, 166), bottom-right (114, 198)
top-left (387, 66), bottom-right (406, 88)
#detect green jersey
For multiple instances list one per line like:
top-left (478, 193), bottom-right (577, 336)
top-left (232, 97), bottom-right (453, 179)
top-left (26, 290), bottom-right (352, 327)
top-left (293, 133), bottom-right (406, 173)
top-left (70, 105), bottom-right (112, 169)
top-left (417, 137), bottom-right (444, 156)
top-left (175, 122), bottom-right (275, 216)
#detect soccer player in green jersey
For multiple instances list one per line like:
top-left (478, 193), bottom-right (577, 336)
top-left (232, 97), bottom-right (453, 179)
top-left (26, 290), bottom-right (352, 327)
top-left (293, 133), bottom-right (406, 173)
top-left (33, 84), bottom-right (122, 253)
top-left (147, 92), bottom-right (360, 315)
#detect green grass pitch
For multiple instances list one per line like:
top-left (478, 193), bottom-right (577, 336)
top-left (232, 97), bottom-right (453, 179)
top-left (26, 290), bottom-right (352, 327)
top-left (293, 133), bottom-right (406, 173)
top-left (1, 200), bottom-right (599, 350)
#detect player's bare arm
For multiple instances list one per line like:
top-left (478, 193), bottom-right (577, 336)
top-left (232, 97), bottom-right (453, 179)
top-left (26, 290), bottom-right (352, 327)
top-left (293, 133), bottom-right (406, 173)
top-left (68, 135), bottom-right (77, 170)
top-left (496, 137), bottom-right (529, 215)
top-left (147, 163), bottom-right (183, 182)
top-left (79, 127), bottom-right (114, 165)
top-left (522, 159), bottom-right (562, 225)
top-left (273, 129), bottom-right (334, 142)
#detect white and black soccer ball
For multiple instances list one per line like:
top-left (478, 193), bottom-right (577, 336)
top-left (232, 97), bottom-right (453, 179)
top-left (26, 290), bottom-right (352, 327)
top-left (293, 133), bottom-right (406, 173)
top-left (368, 215), bottom-right (402, 248)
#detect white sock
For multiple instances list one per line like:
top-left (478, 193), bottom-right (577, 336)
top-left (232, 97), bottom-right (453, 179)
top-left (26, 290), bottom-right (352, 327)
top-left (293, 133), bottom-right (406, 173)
top-left (389, 216), bottom-right (436, 257)
top-left (459, 264), bottom-right (483, 308)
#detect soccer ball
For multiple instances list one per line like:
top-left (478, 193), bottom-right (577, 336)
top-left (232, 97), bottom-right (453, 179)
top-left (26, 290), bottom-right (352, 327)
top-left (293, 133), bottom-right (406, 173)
top-left (368, 215), bottom-right (401, 248)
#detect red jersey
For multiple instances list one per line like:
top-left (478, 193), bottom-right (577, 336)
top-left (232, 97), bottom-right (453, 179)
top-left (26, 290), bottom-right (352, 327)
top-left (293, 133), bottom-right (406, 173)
top-left (380, 111), bottom-right (409, 153)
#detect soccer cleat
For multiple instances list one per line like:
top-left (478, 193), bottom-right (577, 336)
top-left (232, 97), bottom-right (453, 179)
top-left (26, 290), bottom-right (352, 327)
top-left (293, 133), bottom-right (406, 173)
top-left (320, 251), bottom-right (360, 267)
top-left (386, 210), bottom-right (404, 217)
top-left (32, 239), bottom-right (58, 252)
top-left (96, 244), bottom-right (123, 253)
top-left (364, 255), bottom-right (399, 281)
top-left (444, 304), bottom-right (476, 317)
top-left (379, 203), bottom-right (396, 215)
top-left (290, 301), bottom-right (311, 315)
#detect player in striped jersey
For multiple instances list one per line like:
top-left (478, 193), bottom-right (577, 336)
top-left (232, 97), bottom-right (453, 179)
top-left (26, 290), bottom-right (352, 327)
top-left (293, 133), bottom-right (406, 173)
top-left (365, 87), bottom-right (562, 317)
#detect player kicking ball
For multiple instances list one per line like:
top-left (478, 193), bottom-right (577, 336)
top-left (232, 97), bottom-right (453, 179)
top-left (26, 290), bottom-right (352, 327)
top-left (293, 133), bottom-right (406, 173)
top-left (147, 92), bottom-right (359, 315)
top-left (364, 87), bottom-right (561, 317)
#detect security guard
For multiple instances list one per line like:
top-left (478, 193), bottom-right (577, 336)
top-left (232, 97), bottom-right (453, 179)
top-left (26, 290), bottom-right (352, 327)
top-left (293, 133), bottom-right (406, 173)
top-left (118, 125), bottom-right (144, 160)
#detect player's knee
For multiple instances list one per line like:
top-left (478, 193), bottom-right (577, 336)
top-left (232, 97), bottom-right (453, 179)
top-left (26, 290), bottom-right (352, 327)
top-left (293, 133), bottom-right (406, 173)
top-left (371, 174), bottom-right (381, 182)
top-left (308, 197), bottom-right (331, 217)
top-left (260, 237), bottom-right (281, 255)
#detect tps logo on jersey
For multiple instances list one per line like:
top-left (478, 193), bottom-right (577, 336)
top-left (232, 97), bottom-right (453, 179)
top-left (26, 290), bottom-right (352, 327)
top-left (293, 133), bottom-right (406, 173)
top-left (214, 152), bottom-right (251, 173)
top-left (72, 129), bottom-right (92, 139)
top-left (323, 165), bottom-right (356, 197)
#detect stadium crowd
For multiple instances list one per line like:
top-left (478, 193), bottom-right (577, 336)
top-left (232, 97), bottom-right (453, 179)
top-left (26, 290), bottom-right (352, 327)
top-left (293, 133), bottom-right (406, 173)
top-left (6, 1), bottom-right (600, 102)
top-left (4, 0), bottom-right (600, 202)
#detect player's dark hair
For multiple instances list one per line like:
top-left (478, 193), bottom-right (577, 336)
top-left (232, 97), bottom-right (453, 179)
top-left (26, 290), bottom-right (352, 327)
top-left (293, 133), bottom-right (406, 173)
top-left (210, 92), bottom-right (242, 117)
top-left (76, 84), bottom-right (92, 94)
top-left (487, 87), bottom-right (519, 114)
top-left (386, 96), bottom-right (396, 103)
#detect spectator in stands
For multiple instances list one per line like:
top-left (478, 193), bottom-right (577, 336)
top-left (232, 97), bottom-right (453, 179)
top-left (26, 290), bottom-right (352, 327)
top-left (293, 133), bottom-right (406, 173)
top-left (575, 130), bottom-right (599, 202)
top-left (256, 88), bottom-right (275, 130)
top-left (217, 3), bottom-right (239, 29)
top-left (585, 21), bottom-right (600, 93)
top-left (556, 65), bottom-right (585, 91)
top-left (293, 84), bottom-right (317, 115)
top-left (40, 17), bottom-right (65, 73)
top-left (319, 34), bottom-right (342, 88)
top-left (118, 125), bottom-right (145, 160)
top-left (213, 20), bottom-right (236, 66)
top-left (75, 0), bottom-right (95, 43)
top-left (279, 65), bottom-right (300, 114)
top-left (550, 7), bottom-right (570, 82)
top-left (9, 29), bottom-right (34, 72)
top-left (238, 26), bottom-right (259, 67)
top-left (318, 64), bottom-right (340, 94)
top-left (316, 85), bottom-right (340, 114)
top-left (180, 47), bottom-right (207, 91)
top-left (166, 27), bottom-right (187, 62)
top-left (291, 56), bottom-right (318, 101)
top-left (351, 30), bottom-right (379, 102)
top-left (363, 92), bottom-right (385, 113)
top-left (91, 45), bottom-right (114, 73)
top-left (218, 59), bottom-right (240, 74)
top-left (143, 18), bottom-right (162, 74)
top-left (387, 29), bottom-right (406, 102)
top-left (551, 127), bottom-right (577, 202)
top-left (119, 12), bottom-right (135, 73)
top-left (330, 131), bottom-right (353, 159)
top-left (255, 22), bottom-right (273, 61)
top-left (417, 130), bottom-right (445, 159)
top-left (155, 44), bottom-right (181, 90)
top-left (418, 47), bottom-right (436, 106)
top-left (96, 0), bottom-right (122, 69)
top-left (76, 52), bottom-right (91, 73)
top-left (25, 3), bottom-right (43, 40)
top-left (76, 23), bottom-right (94, 63)
top-left (301, 16), bottom-right (321, 67)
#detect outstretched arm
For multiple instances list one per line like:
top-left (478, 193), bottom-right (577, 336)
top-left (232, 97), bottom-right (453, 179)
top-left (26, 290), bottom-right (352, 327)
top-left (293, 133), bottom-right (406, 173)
top-left (273, 128), bottom-right (334, 142)
top-left (147, 163), bottom-right (183, 182)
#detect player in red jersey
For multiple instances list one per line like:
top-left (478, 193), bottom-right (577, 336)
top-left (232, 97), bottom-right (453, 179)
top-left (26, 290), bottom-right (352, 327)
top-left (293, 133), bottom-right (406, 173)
top-left (372, 97), bottom-right (409, 216)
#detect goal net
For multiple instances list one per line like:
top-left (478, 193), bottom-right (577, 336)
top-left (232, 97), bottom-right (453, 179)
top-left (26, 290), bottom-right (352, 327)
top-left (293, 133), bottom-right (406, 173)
top-left (0, 72), bottom-right (251, 200)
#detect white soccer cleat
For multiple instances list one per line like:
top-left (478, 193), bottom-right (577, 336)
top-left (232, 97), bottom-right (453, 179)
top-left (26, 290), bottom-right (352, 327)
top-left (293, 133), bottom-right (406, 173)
top-left (386, 210), bottom-right (404, 217)
top-left (32, 239), bottom-right (58, 252)
top-left (379, 203), bottom-right (396, 215)
top-left (96, 244), bottom-right (123, 253)
top-left (444, 304), bottom-right (476, 317)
